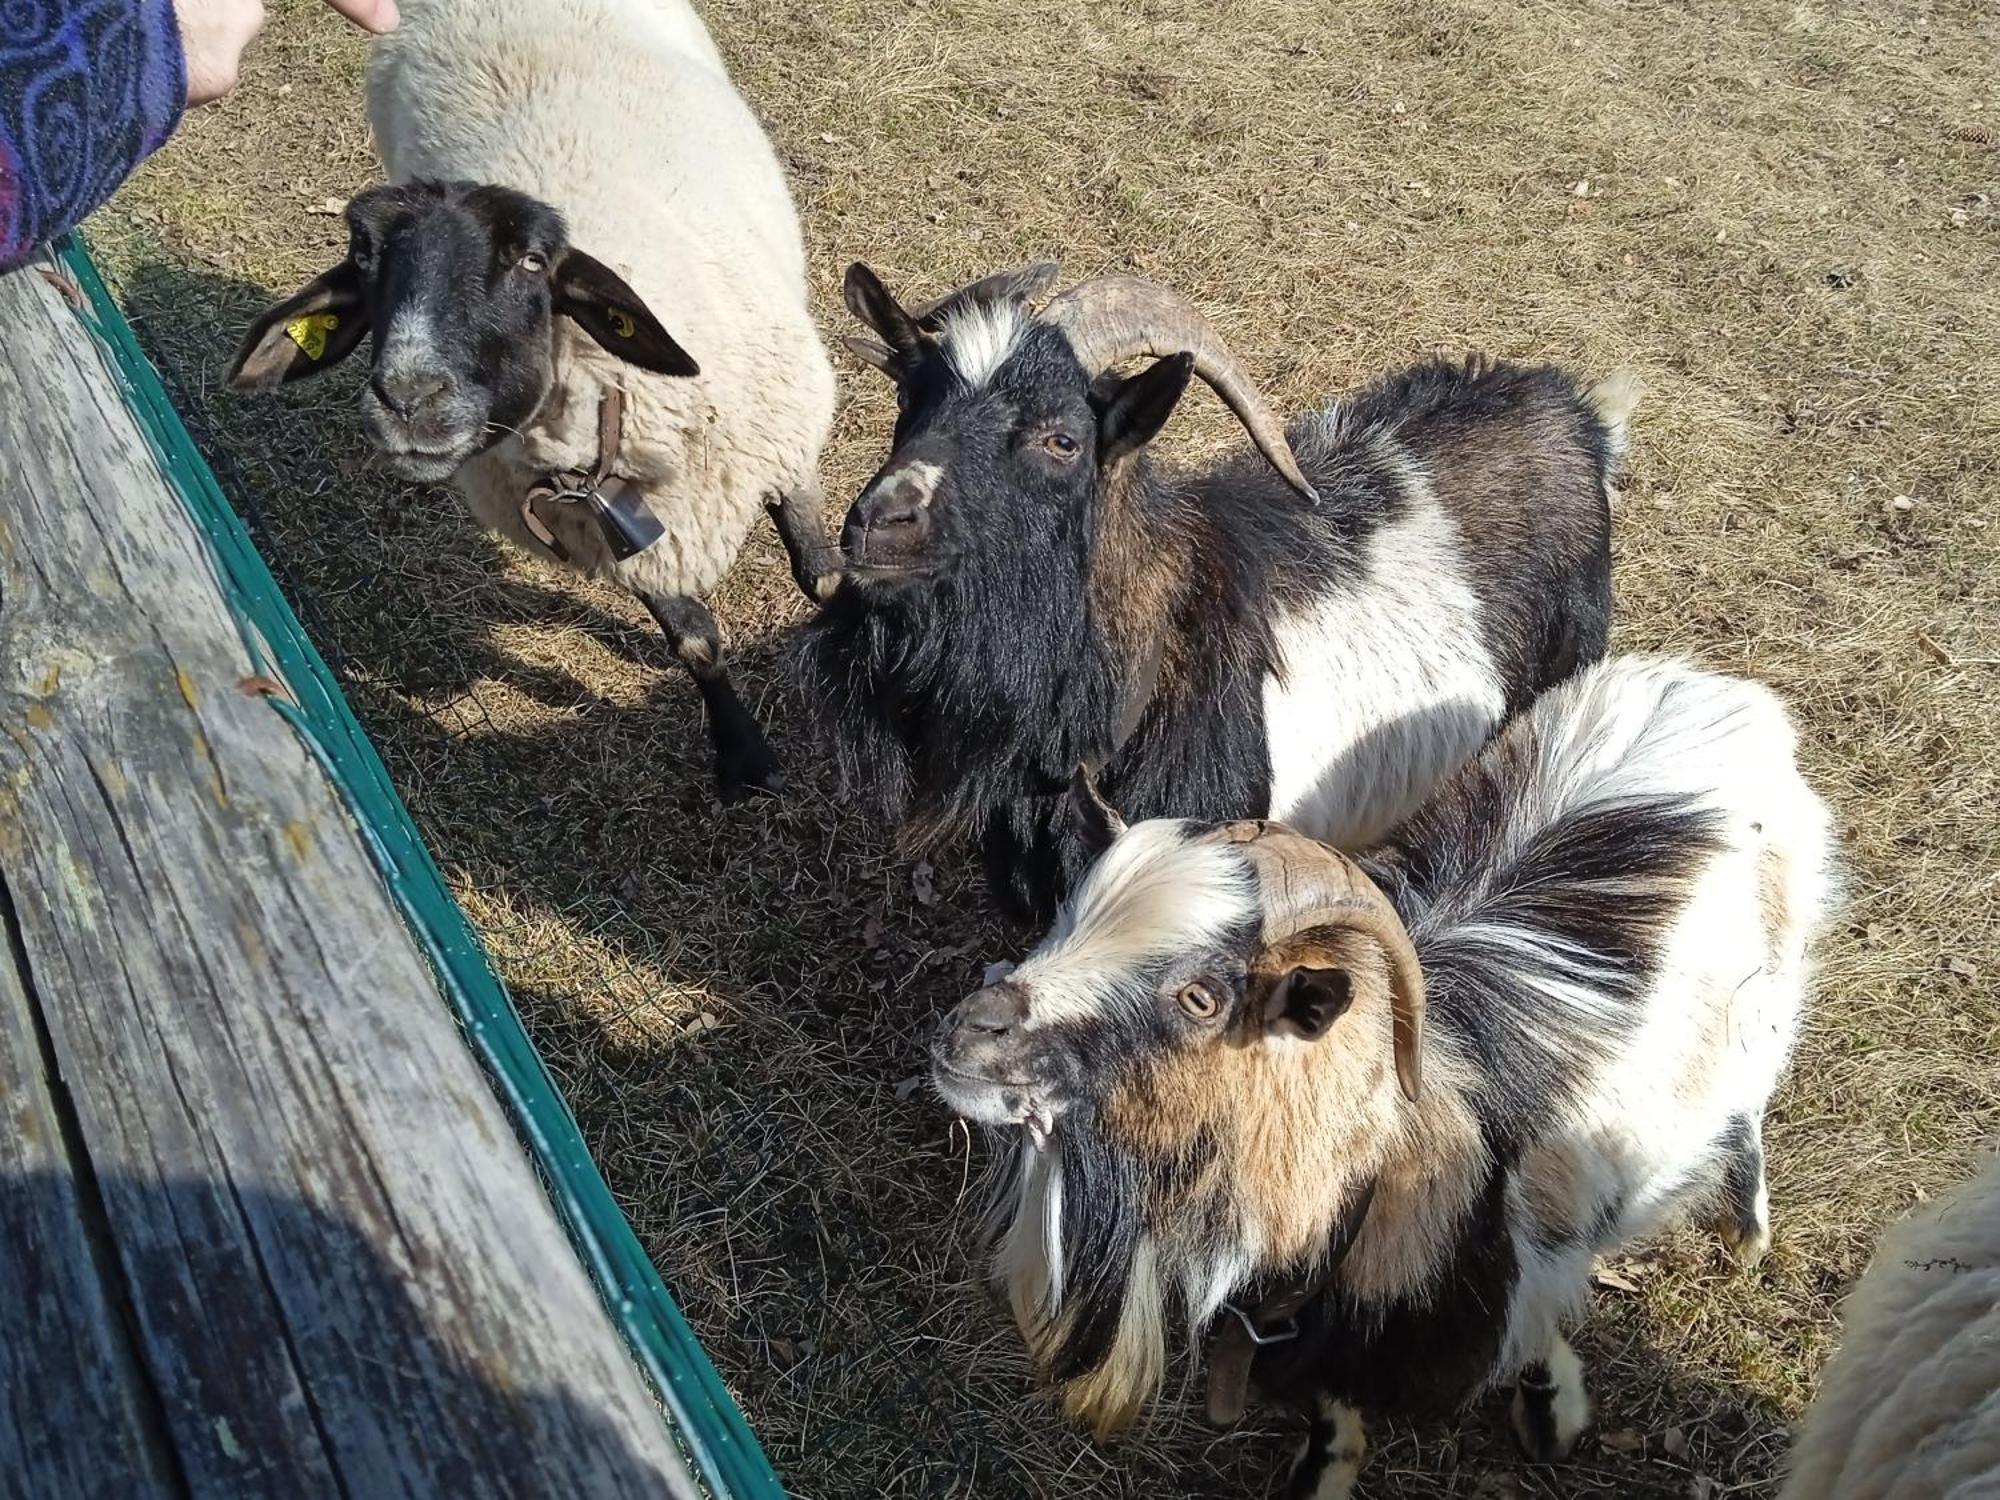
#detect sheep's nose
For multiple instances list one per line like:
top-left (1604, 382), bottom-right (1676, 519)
top-left (372, 368), bottom-right (454, 420)
top-left (949, 983), bottom-right (1029, 1039)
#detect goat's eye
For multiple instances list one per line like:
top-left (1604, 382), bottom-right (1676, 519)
top-left (518, 251), bottom-right (548, 274)
top-left (1042, 431), bottom-right (1081, 460)
top-left (1176, 982), bottom-right (1222, 1021)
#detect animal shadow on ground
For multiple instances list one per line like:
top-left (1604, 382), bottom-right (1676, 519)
top-left (3, 1171), bottom-right (693, 1495)
top-left (109, 257), bottom-right (1797, 1499)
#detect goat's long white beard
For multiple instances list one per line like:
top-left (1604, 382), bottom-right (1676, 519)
top-left (995, 1142), bottom-right (1065, 1328)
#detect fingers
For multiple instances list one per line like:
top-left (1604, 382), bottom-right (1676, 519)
top-left (323, 0), bottom-right (399, 32)
top-left (176, 0), bottom-right (268, 107)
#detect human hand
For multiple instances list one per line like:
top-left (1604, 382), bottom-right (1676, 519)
top-left (175, 0), bottom-right (399, 109)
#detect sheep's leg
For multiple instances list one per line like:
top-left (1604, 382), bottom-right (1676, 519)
top-left (642, 592), bottom-right (783, 802)
top-left (1717, 1111), bottom-right (1772, 1269)
top-left (1285, 1394), bottom-right (1367, 1500)
top-left (765, 483), bottom-right (843, 604)
top-left (1510, 1332), bottom-right (1591, 1463)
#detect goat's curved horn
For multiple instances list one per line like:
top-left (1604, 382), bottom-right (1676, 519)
top-left (913, 261), bottom-right (1062, 329)
top-left (1043, 276), bottom-right (1319, 504)
top-left (1222, 822), bottom-right (1425, 1101)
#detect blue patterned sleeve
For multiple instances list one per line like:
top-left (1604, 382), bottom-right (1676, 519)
top-left (1, 0), bottom-right (187, 269)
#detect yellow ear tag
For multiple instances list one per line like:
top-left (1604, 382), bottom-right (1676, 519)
top-left (606, 309), bottom-right (637, 339)
top-left (284, 312), bottom-right (339, 360)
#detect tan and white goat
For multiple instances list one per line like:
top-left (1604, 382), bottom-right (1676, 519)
top-left (930, 655), bottom-right (1834, 1498)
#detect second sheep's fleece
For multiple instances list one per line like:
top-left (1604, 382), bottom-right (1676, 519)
top-left (1780, 1148), bottom-right (2000, 1500)
top-left (230, 0), bottom-right (838, 799)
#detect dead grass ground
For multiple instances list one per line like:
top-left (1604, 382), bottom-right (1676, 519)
top-left (86, 0), bottom-right (1998, 1494)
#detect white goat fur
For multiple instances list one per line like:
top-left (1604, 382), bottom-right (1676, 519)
top-left (366, 0), bottom-right (834, 597)
top-left (1779, 1149), bottom-right (2000, 1500)
top-left (998, 657), bottom-right (1833, 1427)
top-left (1480, 656), bottom-right (1832, 1374)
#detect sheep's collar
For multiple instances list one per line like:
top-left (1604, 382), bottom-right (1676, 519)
top-left (1203, 1177), bottom-right (1377, 1427)
top-left (520, 386), bottom-right (665, 563)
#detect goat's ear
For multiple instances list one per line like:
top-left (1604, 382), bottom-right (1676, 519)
top-left (841, 335), bottom-right (899, 376)
top-left (1068, 765), bottom-right (1127, 859)
top-left (844, 262), bottom-right (923, 353)
top-left (552, 249), bottom-right (699, 378)
top-left (227, 262), bottom-right (370, 392)
top-left (1265, 964), bottom-right (1355, 1040)
top-left (1099, 352), bottom-right (1194, 469)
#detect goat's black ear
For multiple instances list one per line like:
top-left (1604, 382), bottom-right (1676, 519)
top-left (841, 335), bottom-right (899, 376)
top-left (553, 249), bottom-right (699, 378)
top-left (1099, 352), bottom-right (1194, 469)
top-left (227, 262), bottom-right (370, 392)
top-left (843, 263), bottom-right (922, 353)
top-left (1266, 965), bottom-right (1355, 1040)
top-left (1068, 765), bottom-right (1128, 859)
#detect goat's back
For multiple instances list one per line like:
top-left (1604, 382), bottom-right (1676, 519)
top-left (1780, 1150), bottom-right (2000, 1500)
top-left (1375, 656), bottom-right (1831, 1224)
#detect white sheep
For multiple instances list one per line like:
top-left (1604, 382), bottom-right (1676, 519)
top-left (229, 0), bottom-right (837, 799)
top-left (1780, 1148), bottom-right (2000, 1499)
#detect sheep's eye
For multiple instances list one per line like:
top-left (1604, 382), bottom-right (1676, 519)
top-left (518, 251), bottom-right (548, 274)
top-left (349, 237), bottom-right (375, 271)
top-left (1177, 982), bottom-right (1221, 1021)
top-left (1042, 431), bottom-right (1080, 459)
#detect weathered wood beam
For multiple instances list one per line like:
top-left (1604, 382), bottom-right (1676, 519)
top-left (0, 260), bottom-right (702, 1499)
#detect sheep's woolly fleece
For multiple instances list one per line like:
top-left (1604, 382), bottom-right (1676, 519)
top-left (365, 0), bottom-right (835, 596)
top-left (1778, 1148), bottom-right (2000, 1500)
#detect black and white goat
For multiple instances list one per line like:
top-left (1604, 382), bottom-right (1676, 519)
top-left (929, 655), bottom-right (1834, 1498)
top-left (806, 263), bottom-right (1628, 919)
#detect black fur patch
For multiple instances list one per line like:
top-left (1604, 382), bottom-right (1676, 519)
top-left (1366, 766), bottom-right (1728, 1130)
top-left (1044, 1122), bottom-right (1145, 1382)
top-left (1259, 1162), bottom-right (1519, 1417)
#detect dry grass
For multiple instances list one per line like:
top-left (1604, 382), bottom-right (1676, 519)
top-left (86, 0), bottom-right (1999, 1493)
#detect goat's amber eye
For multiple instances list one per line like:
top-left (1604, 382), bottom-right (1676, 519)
top-left (1043, 431), bottom-right (1080, 459)
top-left (518, 252), bottom-right (548, 274)
top-left (1177, 982), bottom-right (1221, 1020)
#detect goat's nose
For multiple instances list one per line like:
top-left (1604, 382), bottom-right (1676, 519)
top-left (372, 368), bottom-right (453, 420)
top-left (950, 983), bottom-right (1029, 1039)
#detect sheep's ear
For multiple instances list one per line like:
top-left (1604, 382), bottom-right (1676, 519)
top-left (843, 262), bottom-right (922, 353)
top-left (1099, 352), bottom-right (1193, 470)
top-left (227, 262), bottom-right (370, 391)
top-left (1068, 765), bottom-right (1127, 859)
top-left (1265, 964), bottom-right (1355, 1040)
top-left (553, 249), bottom-right (699, 378)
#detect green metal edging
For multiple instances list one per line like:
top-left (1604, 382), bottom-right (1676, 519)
top-left (53, 234), bottom-right (786, 1500)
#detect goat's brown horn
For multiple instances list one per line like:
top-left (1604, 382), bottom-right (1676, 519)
top-left (913, 261), bottom-right (1062, 329)
top-left (1230, 825), bottom-right (1426, 1101)
top-left (1043, 275), bottom-right (1319, 504)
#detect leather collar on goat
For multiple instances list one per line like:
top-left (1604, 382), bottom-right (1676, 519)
top-left (520, 386), bottom-right (665, 563)
top-left (1204, 1177), bottom-right (1378, 1427)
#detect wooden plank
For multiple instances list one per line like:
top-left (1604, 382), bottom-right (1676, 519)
top-left (0, 263), bottom-right (702, 1499)
top-left (0, 888), bottom-right (182, 1500)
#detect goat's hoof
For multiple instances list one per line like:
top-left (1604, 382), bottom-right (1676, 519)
top-left (716, 752), bottom-right (785, 804)
top-left (1721, 1216), bottom-right (1772, 1271)
top-left (1511, 1342), bottom-right (1590, 1464)
top-left (1720, 1178), bottom-right (1772, 1270)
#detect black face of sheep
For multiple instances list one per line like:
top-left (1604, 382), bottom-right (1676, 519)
top-left (226, 181), bottom-right (698, 483)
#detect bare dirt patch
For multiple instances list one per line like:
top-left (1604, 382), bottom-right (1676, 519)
top-left (89, 0), bottom-right (1998, 1494)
